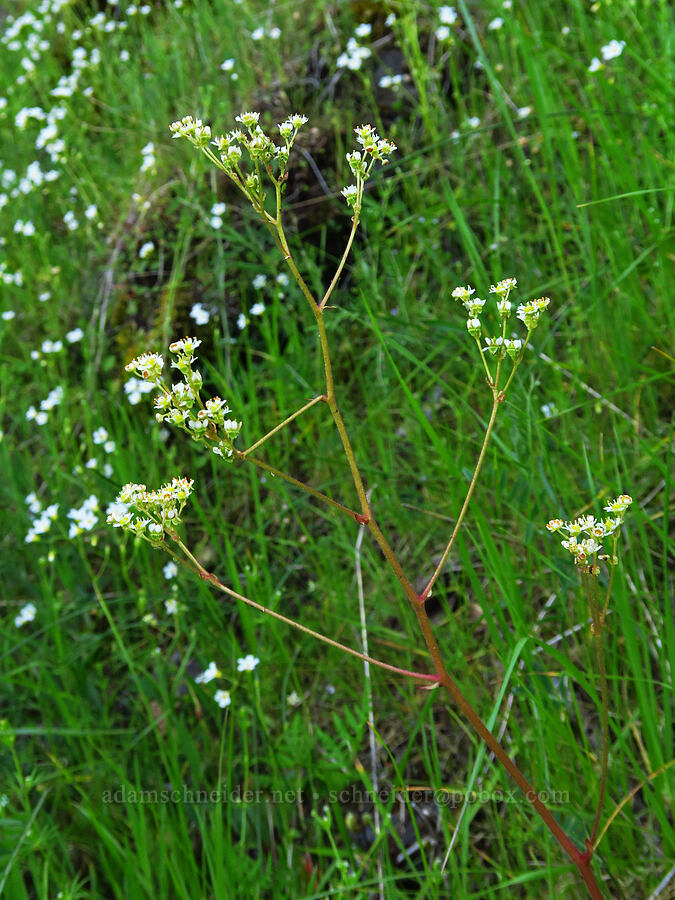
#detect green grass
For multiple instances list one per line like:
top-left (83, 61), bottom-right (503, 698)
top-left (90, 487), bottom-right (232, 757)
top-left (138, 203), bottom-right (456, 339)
top-left (1, 0), bottom-right (673, 897)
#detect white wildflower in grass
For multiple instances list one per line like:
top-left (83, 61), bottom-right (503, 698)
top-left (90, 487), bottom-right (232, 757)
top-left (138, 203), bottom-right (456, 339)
top-left (488, 17), bottom-right (504, 30)
top-left (379, 73), bottom-right (404, 90)
top-left (66, 327), bottom-right (84, 343)
top-left (2, 310), bottom-right (15, 320)
top-left (63, 210), bottom-right (79, 231)
top-left (439, 5), bottom-right (458, 24)
top-left (354, 23), bottom-right (372, 38)
top-left (163, 561), bottom-right (178, 580)
top-left (250, 301), bottom-right (265, 316)
top-left (41, 339), bottom-right (63, 353)
top-left (466, 116), bottom-right (481, 129)
top-left (589, 57), bottom-right (603, 73)
top-left (103, 440), bottom-right (116, 454)
top-left (220, 58), bottom-right (235, 72)
top-left (237, 654), bottom-right (260, 672)
top-left (195, 661), bottom-right (220, 684)
top-left (165, 598), bottom-right (179, 615)
top-left (189, 302), bottom-right (210, 325)
top-left (287, 691), bottom-right (301, 707)
top-left (92, 426), bottom-right (108, 445)
top-left (517, 106), bottom-right (532, 119)
top-left (276, 272), bottom-right (289, 286)
top-left (337, 36), bottom-right (372, 70)
top-left (601, 40), bottom-right (625, 60)
top-left (435, 25), bottom-right (451, 41)
top-left (214, 689), bottom-right (231, 708)
top-left (237, 313), bottom-right (247, 331)
top-left (68, 495), bottom-right (100, 538)
top-left (15, 603), bottom-right (37, 628)
top-left (124, 376), bottom-right (154, 405)
top-left (252, 273), bottom-right (267, 290)
top-left (138, 241), bottom-right (155, 259)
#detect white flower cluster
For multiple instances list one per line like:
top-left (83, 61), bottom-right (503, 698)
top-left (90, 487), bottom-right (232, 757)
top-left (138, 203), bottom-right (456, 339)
top-left (192, 654), bottom-right (260, 709)
top-left (342, 124), bottom-right (396, 209)
top-left (124, 338), bottom-right (241, 459)
top-left (546, 495), bottom-right (632, 571)
top-left (451, 277), bottom-right (541, 360)
top-left (106, 476), bottom-right (195, 543)
top-left (171, 111), bottom-right (308, 189)
top-left (25, 492), bottom-right (59, 543)
top-left (589, 39), bottom-right (626, 72)
top-left (67, 494), bottom-right (99, 538)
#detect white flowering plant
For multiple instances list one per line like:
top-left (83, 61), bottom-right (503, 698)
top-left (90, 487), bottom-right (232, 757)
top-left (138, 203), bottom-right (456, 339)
top-left (104, 112), bottom-right (635, 899)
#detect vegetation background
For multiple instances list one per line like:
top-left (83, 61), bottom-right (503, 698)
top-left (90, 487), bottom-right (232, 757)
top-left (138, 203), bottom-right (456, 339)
top-left (0, 0), bottom-right (672, 897)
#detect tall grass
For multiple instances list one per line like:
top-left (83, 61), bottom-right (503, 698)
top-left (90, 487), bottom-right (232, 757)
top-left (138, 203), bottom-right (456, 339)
top-left (1, 0), bottom-right (672, 897)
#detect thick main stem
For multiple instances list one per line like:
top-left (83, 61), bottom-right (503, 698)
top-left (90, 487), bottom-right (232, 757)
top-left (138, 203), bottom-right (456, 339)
top-left (412, 600), bottom-right (604, 898)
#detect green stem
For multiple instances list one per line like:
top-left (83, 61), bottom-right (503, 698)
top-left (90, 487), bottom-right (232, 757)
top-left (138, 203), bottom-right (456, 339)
top-left (241, 395), bottom-right (327, 457)
top-left (419, 391), bottom-right (501, 602)
top-left (168, 535), bottom-right (438, 684)
top-left (319, 209), bottom-right (361, 310)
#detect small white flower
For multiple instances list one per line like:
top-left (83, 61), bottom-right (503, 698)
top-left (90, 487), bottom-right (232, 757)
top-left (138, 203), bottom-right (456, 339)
top-left (84, 204), bottom-right (98, 220)
top-left (237, 654), bottom-right (260, 672)
top-left (92, 426), bottom-right (108, 445)
top-left (15, 603), bottom-right (37, 627)
top-left (1, 310), bottom-right (15, 321)
top-left (354, 23), bottom-right (371, 38)
top-left (66, 327), bottom-right (84, 343)
top-left (287, 691), bottom-right (301, 707)
top-left (601, 40), bottom-right (625, 61)
top-left (189, 302), bottom-right (210, 325)
top-left (214, 689), bottom-right (231, 708)
top-left (138, 241), bottom-right (155, 259)
top-left (438, 5), bottom-right (458, 24)
top-left (165, 598), bottom-right (179, 615)
top-left (250, 301), bottom-right (265, 316)
top-left (252, 273), bottom-right (267, 290)
top-left (237, 313), bottom-right (247, 331)
top-left (251, 26), bottom-right (264, 40)
top-left (221, 58), bottom-right (235, 71)
top-left (589, 57), bottom-right (603, 73)
top-left (163, 561), bottom-right (178, 580)
top-left (517, 106), bottom-right (532, 119)
top-left (466, 116), bottom-right (481, 129)
top-left (488, 17), bottom-right (504, 30)
top-left (435, 25), bottom-right (451, 41)
top-left (196, 661), bottom-right (220, 684)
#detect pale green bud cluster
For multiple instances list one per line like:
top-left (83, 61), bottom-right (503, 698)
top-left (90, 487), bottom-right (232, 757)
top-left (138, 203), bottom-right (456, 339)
top-left (106, 476), bottom-right (195, 543)
top-left (342, 124), bottom-right (396, 209)
top-left (125, 338), bottom-right (241, 460)
top-left (546, 494), bottom-right (632, 572)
